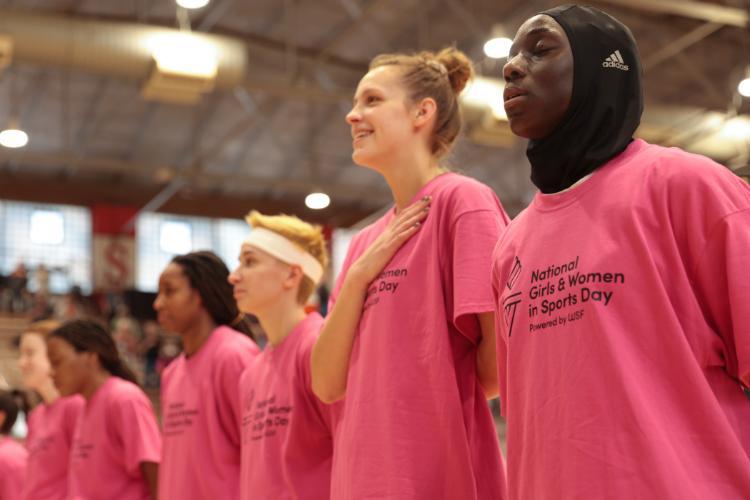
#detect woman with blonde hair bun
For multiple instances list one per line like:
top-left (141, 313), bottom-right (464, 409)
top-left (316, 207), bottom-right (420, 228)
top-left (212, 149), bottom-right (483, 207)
top-left (311, 47), bottom-right (510, 498)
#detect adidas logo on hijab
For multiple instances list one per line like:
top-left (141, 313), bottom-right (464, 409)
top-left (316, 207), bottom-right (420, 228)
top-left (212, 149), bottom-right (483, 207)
top-left (602, 50), bottom-right (629, 71)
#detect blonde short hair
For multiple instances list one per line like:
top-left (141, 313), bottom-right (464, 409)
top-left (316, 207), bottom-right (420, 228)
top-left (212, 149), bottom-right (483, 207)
top-left (246, 211), bottom-right (329, 304)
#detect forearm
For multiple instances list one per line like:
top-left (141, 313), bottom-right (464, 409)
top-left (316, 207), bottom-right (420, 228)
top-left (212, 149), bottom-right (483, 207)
top-left (476, 312), bottom-right (499, 399)
top-left (140, 461), bottom-right (159, 500)
top-left (311, 275), bottom-right (369, 403)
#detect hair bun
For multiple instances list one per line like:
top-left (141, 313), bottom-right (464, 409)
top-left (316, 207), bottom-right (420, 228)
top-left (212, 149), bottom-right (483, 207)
top-left (435, 47), bottom-right (474, 94)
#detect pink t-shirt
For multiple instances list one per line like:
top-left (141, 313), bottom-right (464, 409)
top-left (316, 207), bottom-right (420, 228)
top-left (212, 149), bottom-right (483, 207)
top-left (0, 436), bottom-right (28, 500)
top-left (492, 139), bottom-right (750, 500)
top-left (239, 312), bottom-right (340, 500)
top-left (329, 173), bottom-right (509, 499)
top-left (68, 377), bottom-right (161, 500)
top-left (159, 326), bottom-right (258, 500)
top-left (23, 395), bottom-right (84, 500)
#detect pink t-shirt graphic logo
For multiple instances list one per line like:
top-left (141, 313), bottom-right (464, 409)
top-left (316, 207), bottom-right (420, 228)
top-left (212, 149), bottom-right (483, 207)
top-left (503, 257), bottom-right (523, 337)
top-left (363, 266), bottom-right (408, 311)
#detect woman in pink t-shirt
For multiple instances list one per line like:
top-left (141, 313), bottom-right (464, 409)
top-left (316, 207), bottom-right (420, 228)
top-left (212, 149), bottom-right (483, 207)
top-left (17, 320), bottom-right (83, 500)
top-left (154, 250), bottom-right (258, 500)
top-left (311, 47), bottom-right (509, 499)
top-left (47, 319), bottom-right (161, 500)
top-left (228, 211), bottom-right (339, 500)
top-left (492, 6), bottom-right (750, 499)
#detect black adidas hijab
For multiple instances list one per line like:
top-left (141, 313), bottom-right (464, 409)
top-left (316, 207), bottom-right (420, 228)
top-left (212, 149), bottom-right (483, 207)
top-left (526, 5), bottom-right (644, 193)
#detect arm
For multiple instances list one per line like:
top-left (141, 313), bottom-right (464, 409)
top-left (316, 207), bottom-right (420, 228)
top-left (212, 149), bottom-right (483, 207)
top-left (140, 461), bottom-right (159, 500)
top-left (476, 312), bottom-right (499, 399)
top-left (311, 197), bottom-right (431, 403)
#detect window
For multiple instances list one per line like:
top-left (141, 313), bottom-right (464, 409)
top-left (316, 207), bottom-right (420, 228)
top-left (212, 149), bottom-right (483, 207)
top-left (136, 213), bottom-right (247, 292)
top-left (30, 210), bottom-right (65, 244)
top-left (159, 220), bottom-right (192, 254)
top-left (0, 201), bottom-right (91, 293)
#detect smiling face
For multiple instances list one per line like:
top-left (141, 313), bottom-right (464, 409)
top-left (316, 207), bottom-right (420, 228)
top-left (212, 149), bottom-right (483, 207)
top-left (153, 263), bottom-right (204, 335)
top-left (503, 14), bottom-right (574, 139)
top-left (228, 244), bottom-right (299, 316)
top-left (345, 65), bottom-right (420, 170)
top-left (18, 332), bottom-right (53, 392)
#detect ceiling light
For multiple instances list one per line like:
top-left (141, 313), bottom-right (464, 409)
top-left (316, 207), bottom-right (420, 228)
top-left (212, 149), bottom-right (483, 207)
top-left (143, 32), bottom-right (219, 104)
top-left (461, 77), bottom-right (506, 120)
top-left (738, 77), bottom-right (750, 98)
top-left (305, 192), bottom-right (330, 210)
top-left (720, 117), bottom-right (750, 139)
top-left (483, 37), bottom-right (513, 59)
top-left (0, 128), bottom-right (28, 148)
top-left (151, 33), bottom-right (218, 79)
top-left (176, 0), bottom-right (210, 9)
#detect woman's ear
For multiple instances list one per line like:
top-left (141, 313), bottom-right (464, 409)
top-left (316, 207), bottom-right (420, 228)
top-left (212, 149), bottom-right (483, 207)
top-left (283, 265), bottom-right (305, 291)
top-left (413, 97), bottom-right (438, 128)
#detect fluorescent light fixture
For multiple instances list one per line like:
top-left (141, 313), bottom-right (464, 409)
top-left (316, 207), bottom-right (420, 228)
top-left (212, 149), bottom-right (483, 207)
top-left (176, 0), bottom-right (210, 9)
top-left (462, 77), bottom-right (506, 120)
top-left (305, 192), bottom-right (330, 210)
top-left (738, 77), bottom-right (750, 98)
top-left (151, 33), bottom-right (218, 79)
top-left (484, 37), bottom-right (513, 59)
top-left (0, 128), bottom-right (28, 148)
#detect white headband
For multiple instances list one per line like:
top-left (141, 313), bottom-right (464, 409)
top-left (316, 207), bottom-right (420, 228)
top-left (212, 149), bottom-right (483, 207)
top-left (243, 227), bottom-right (324, 284)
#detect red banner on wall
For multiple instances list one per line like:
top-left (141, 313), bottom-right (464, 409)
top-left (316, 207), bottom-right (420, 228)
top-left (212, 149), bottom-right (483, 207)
top-left (91, 205), bottom-right (138, 292)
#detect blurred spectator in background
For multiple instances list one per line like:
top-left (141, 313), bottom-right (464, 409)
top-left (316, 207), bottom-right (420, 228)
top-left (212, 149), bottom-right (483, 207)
top-left (2, 263), bottom-right (30, 313)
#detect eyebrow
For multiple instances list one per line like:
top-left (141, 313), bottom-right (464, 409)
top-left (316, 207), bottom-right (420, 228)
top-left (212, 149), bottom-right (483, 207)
top-left (352, 87), bottom-right (380, 106)
top-left (527, 26), bottom-right (555, 37)
top-left (509, 26), bottom-right (558, 55)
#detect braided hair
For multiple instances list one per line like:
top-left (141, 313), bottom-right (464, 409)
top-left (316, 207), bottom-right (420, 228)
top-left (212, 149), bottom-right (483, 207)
top-left (49, 319), bottom-right (140, 386)
top-left (171, 251), bottom-right (255, 339)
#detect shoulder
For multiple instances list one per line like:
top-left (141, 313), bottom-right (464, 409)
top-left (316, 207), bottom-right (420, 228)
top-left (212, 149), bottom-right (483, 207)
top-left (213, 326), bottom-right (260, 360)
top-left (106, 377), bottom-right (149, 406)
top-left (295, 314), bottom-right (324, 361)
top-left (434, 173), bottom-right (504, 216)
top-left (635, 141), bottom-right (750, 216)
top-left (60, 395), bottom-right (85, 418)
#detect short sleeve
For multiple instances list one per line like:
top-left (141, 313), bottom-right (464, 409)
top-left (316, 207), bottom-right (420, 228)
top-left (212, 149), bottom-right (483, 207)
top-left (215, 341), bottom-right (258, 446)
top-left (451, 209), bottom-right (509, 344)
top-left (115, 390), bottom-right (162, 475)
top-left (63, 397), bottom-right (85, 449)
top-left (692, 208), bottom-right (750, 387)
top-left (299, 338), bottom-right (343, 433)
top-left (491, 246), bottom-right (510, 416)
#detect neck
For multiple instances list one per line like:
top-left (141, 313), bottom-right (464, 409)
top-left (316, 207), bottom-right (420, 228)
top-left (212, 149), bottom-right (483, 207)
top-left (377, 147), bottom-right (444, 211)
top-left (81, 368), bottom-right (111, 401)
top-left (181, 313), bottom-right (217, 357)
top-left (36, 379), bottom-right (60, 405)
top-left (255, 297), bottom-right (308, 347)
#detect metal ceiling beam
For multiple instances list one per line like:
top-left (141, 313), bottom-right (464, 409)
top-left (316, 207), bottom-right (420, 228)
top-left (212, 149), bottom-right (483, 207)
top-left (596, 0), bottom-right (748, 28)
top-left (0, 149), bottom-right (392, 203)
top-left (643, 21), bottom-right (722, 70)
top-left (242, 78), bottom-right (351, 102)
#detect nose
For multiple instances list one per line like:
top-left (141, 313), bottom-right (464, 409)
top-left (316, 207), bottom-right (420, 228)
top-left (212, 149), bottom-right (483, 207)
top-left (346, 105), bottom-right (361, 125)
top-left (503, 52), bottom-right (526, 83)
top-left (228, 269), bottom-right (240, 285)
top-left (153, 294), bottom-right (163, 311)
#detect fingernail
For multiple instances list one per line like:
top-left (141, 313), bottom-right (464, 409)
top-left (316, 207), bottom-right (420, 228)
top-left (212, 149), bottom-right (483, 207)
top-left (414, 221), bottom-right (421, 227)
top-left (422, 195), bottom-right (431, 202)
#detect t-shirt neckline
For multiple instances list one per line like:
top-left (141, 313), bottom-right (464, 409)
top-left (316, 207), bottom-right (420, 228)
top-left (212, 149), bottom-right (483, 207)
top-left (531, 139), bottom-right (647, 212)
